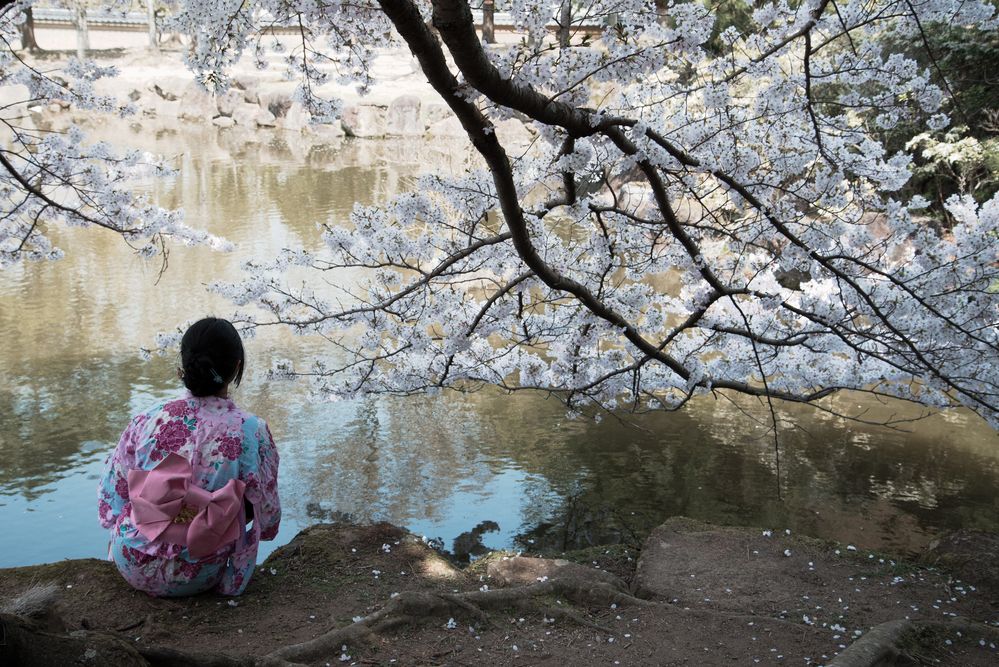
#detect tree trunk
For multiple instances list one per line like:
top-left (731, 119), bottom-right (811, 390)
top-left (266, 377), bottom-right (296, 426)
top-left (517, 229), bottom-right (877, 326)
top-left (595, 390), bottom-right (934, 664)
top-left (0, 613), bottom-right (148, 667)
top-left (146, 0), bottom-right (158, 52)
top-left (19, 7), bottom-right (41, 53)
top-left (75, 3), bottom-right (90, 60)
top-left (654, 0), bottom-right (668, 26)
top-left (558, 2), bottom-right (571, 48)
top-left (481, 0), bottom-right (495, 44)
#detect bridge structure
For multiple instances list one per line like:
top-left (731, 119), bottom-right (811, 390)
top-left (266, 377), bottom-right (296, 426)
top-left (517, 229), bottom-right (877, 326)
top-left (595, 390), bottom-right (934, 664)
top-left (20, 6), bottom-right (608, 52)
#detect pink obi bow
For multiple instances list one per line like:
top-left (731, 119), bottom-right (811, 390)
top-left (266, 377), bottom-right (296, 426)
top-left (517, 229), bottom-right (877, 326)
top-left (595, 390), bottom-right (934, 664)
top-left (128, 453), bottom-right (246, 558)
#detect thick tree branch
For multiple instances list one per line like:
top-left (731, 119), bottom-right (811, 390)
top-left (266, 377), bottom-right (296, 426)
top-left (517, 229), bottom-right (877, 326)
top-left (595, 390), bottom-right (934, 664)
top-left (419, 0), bottom-right (995, 416)
top-left (379, 0), bottom-right (693, 383)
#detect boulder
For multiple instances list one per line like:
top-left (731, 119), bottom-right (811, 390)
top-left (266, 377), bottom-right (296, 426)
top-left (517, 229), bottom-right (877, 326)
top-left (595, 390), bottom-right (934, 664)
top-left (259, 89), bottom-right (293, 119)
top-left (254, 108), bottom-right (277, 127)
top-left (127, 92), bottom-right (152, 115)
top-left (923, 530), bottom-right (999, 592)
top-left (212, 115), bottom-right (236, 128)
top-left (494, 118), bottom-right (533, 148)
top-left (386, 94), bottom-right (422, 136)
top-left (426, 116), bottom-right (466, 139)
top-left (276, 101), bottom-right (311, 132)
top-left (178, 81), bottom-right (216, 122)
top-left (424, 102), bottom-right (452, 127)
top-left (216, 89), bottom-right (244, 117)
top-left (312, 120), bottom-right (346, 140)
top-left (148, 76), bottom-right (189, 102)
top-left (153, 98), bottom-right (181, 119)
top-left (342, 104), bottom-right (386, 138)
top-left (231, 102), bottom-right (261, 127)
top-left (485, 556), bottom-right (624, 589)
top-left (232, 75), bottom-right (260, 104)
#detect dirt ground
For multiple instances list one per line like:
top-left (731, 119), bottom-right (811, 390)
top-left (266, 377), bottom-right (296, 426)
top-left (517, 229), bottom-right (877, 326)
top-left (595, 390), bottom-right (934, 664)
top-left (1, 518), bottom-right (998, 666)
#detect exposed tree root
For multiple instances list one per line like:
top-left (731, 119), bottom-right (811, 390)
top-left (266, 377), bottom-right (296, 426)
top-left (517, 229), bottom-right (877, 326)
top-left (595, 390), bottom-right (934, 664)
top-left (139, 645), bottom-right (304, 667)
top-left (2, 571), bottom-right (644, 666)
top-left (536, 606), bottom-right (615, 634)
top-left (825, 619), bottom-right (915, 667)
top-left (0, 612), bottom-right (149, 667)
top-left (0, 612), bottom-right (310, 667)
top-left (139, 646), bottom-right (256, 667)
top-left (827, 618), bottom-right (999, 667)
top-left (30, 566), bottom-right (996, 667)
top-left (266, 574), bottom-right (648, 663)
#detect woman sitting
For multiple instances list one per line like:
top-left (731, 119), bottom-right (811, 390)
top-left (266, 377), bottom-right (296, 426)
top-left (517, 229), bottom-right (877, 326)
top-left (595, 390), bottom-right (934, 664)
top-left (98, 317), bottom-right (280, 596)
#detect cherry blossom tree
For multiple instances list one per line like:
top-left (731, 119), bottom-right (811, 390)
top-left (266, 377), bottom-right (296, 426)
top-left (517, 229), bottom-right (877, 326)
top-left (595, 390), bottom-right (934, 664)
top-left (3, 0), bottom-right (998, 430)
top-left (0, 1), bottom-right (231, 269)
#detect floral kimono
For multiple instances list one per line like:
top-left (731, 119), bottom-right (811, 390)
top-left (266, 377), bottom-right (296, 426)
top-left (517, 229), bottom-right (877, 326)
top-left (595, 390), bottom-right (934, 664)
top-left (98, 392), bottom-right (280, 596)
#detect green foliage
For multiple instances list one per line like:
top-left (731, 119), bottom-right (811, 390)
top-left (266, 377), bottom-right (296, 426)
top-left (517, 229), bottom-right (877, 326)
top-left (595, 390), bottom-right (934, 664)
top-left (917, 24), bottom-right (999, 137)
top-left (877, 20), bottom-right (999, 219)
top-left (906, 125), bottom-right (999, 209)
top-left (701, 0), bottom-right (756, 54)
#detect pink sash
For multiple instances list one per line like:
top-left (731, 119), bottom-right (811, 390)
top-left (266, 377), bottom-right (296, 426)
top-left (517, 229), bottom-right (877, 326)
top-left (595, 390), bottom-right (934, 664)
top-left (128, 453), bottom-right (246, 558)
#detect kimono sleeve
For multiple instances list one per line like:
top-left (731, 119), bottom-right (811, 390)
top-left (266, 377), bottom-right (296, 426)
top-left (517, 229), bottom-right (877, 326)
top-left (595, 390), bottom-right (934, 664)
top-left (244, 417), bottom-right (281, 541)
top-left (98, 415), bottom-right (142, 529)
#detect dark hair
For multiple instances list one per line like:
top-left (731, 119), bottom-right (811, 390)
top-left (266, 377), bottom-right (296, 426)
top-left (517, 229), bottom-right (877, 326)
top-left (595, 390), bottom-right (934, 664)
top-left (180, 317), bottom-right (245, 397)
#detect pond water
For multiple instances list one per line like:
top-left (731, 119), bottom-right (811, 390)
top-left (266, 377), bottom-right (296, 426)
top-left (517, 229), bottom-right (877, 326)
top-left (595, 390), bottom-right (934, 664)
top-left (1, 119), bottom-right (997, 568)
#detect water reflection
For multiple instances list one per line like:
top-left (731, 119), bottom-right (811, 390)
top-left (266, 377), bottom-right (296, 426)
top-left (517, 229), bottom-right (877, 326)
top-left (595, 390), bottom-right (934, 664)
top-left (0, 120), bottom-right (997, 568)
top-left (0, 358), bottom-right (142, 499)
top-left (496, 392), bottom-right (999, 554)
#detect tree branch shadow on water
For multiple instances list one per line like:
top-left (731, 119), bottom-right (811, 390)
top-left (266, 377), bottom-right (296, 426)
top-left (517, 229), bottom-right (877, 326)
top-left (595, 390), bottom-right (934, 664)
top-left (514, 488), bottom-right (656, 555)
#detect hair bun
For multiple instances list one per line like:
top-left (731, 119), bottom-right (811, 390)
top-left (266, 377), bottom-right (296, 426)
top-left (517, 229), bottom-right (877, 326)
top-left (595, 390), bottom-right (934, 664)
top-left (191, 354), bottom-right (223, 382)
top-left (182, 353), bottom-right (223, 395)
top-left (180, 318), bottom-right (246, 397)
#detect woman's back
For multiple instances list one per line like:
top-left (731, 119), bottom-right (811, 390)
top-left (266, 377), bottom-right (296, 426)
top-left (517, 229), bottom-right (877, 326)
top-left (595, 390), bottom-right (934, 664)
top-left (98, 317), bottom-right (280, 597)
top-left (99, 393), bottom-right (280, 596)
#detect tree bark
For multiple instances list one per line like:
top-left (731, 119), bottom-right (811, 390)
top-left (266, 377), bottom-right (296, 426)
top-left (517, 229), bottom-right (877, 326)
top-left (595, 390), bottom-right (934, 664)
top-left (146, 0), bottom-right (158, 52)
top-left (74, 3), bottom-right (90, 60)
top-left (481, 0), bottom-right (495, 44)
top-left (19, 7), bottom-right (41, 53)
top-left (381, 0), bottom-right (697, 382)
top-left (0, 613), bottom-right (148, 667)
top-left (558, 1), bottom-right (571, 48)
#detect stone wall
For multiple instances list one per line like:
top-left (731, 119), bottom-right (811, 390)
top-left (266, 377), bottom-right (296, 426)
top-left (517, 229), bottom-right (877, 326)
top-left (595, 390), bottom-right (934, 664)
top-left (50, 75), bottom-right (536, 148)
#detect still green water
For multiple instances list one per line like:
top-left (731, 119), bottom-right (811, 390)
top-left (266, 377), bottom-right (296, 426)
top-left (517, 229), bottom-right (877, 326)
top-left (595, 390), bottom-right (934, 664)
top-left (1, 119), bottom-right (997, 567)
